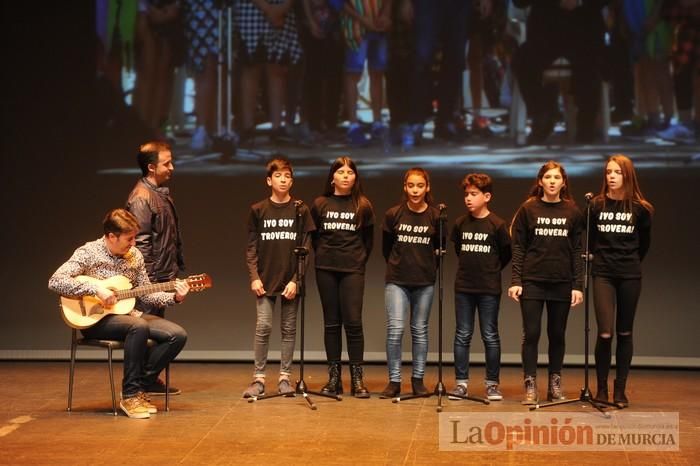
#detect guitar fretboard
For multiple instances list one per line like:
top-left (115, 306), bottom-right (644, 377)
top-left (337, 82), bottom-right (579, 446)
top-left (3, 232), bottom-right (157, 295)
top-left (114, 281), bottom-right (176, 300)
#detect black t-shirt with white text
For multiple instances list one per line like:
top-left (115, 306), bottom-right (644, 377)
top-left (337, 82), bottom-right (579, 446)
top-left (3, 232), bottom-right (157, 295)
top-left (311, 194), bottom-right (374, 273)
top-left (383, 203), bottom-right (441, 286)
top-left (510, 198), bottom-right (584, 290)
top-left (590, 197), bottom-right (652, 278)
top-left (452, 212), bottom-right (512, 295)
top-left (246, 198), bottom-right (315, 295)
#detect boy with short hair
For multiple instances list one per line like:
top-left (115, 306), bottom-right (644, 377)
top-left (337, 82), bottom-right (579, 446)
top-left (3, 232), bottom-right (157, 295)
top-left (449, 173), bottom-right (512, 401)
top-left (243, 155), bottom-right (315, 398)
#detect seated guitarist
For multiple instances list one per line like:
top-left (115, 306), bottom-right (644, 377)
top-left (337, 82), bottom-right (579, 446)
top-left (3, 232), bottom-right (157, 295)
top-left (48, 208), bottom-right (189, 419)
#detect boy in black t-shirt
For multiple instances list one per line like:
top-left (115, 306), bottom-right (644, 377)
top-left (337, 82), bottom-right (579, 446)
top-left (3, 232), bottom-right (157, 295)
top-left (449, 173), bottom-right (511, 401)
top-left (243, 156), bottom-right (315, 398)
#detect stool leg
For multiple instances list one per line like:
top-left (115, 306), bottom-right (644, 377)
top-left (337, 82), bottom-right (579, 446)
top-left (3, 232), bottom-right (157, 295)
top-left (107, 347), bottom-right (118, 416)
top-left (165, 365), bottom-right (170, 412)
top-left (67, 341), bottom-right (77, 412)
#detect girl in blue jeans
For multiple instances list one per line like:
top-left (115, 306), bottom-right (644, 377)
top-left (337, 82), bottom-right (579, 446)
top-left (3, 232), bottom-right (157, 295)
top-left (380, 167), bottom-right (442, 398)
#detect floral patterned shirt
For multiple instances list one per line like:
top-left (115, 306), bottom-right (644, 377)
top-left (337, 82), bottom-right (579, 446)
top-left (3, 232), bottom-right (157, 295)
top-left (48, 237), bottom-right (176, 310)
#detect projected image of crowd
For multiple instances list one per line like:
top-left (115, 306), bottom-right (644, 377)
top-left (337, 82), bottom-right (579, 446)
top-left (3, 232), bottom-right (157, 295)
top-left (95, 0), bottom-right (699, 153)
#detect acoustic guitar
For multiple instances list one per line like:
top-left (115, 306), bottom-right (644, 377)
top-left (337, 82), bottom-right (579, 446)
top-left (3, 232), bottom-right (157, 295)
top-left (60, 274), bottom-right (212, 329)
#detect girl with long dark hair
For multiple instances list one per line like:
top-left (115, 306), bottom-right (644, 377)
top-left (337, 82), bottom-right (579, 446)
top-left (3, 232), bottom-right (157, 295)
top-left (311, 156), bottom-right (374, 397)
top-left (508, 161), bottom-right (584, 405)
top-left (590, 154), bottom-right (653, 407)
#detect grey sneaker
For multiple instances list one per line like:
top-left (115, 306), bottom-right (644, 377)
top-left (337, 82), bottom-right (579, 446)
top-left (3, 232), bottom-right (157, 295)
top-left (547, 373), bottom-right (565, 401)
top-left (278, 379), bottom-right (295, 396)
top-left (522, 376), bottom-right (538, 405)
top-left (448, 383), bottom-right (468, 400)
top-left (485, 383), bottom-right (503, 401)
top-left (242, 380), bottom-right (265, 398)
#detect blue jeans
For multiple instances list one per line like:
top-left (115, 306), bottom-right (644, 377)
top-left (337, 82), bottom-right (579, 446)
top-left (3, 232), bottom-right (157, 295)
top-left (345, 31), bottom-right (388, 73)
top-left (453, 292), bottom-right (501, 384)
top-left (385, 283), bottom-right (435, 382)
top-left (81, 313), bottom-right (187, 397)
top-left (254, 295), bottom-right (298, 378)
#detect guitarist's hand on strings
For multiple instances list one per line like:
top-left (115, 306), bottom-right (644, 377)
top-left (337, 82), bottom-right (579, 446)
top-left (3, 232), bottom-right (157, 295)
top-left (173, 279), bottom-right (190, 303)
top-left (96, 286), bottom-right (117, 307)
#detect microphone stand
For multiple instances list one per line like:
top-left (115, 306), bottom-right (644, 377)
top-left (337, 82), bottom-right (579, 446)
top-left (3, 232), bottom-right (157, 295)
top-left (530, 193), bottom-right (614, 415)
top-left (248, 200), bottom-right (341, 409)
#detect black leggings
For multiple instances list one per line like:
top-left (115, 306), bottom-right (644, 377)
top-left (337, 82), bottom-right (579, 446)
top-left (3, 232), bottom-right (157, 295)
top-left (520, 299), bottom-right (571, 378)
top-left (315, 269), bottom-right (365, 364)
top-left (593, 276), bottom-right (641, 382)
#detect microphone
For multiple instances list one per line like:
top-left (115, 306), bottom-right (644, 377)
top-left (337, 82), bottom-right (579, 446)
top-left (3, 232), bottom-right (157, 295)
top-left (438, 203), bottom-right (448, 221)
top-left (584, 192), bottom-right (594, 202)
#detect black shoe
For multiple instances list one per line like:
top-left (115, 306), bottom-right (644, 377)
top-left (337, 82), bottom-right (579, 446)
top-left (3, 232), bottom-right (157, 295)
top-left (321, 362), bottom-right (343, 395)
top-left (380, 381), bottom-right (401, 399)
top-left (350, 364), bottom-right (370, 398)
top-left (144, 378), bottom-right (180, 396)
top-left (411, 377), bottom-right (428, 396)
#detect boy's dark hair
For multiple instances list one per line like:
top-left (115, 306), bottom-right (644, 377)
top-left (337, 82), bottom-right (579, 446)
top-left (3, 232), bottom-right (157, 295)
top-left (460, 173), bottom-right (493, 195)
top-left (137, 141), bottom-right (171, 177)
top-left (266, 154), bottom-right (293, 177)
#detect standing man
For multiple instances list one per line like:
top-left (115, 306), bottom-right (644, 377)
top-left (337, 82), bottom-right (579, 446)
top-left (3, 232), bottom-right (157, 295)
top-left (126, 141), bottom-right (185, 396)
top-left (126, 141), bottom-right (185, 318)
top-left (48, 209), bottom-right (189, 419)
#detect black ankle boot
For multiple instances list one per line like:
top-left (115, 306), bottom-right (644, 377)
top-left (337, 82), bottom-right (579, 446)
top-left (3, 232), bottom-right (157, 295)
top-left (350, 364), bottom-right (370, 398)
top-left (613, 379), bottom-right (629, 407)
top-left (321, 362), bottom-right (343, 395)
top-left (380, 381), bottom-right (401, 398)
top-left (595, 379), bottom-right (609, 402)
top-left (411, 377), bottom-right (428, 395)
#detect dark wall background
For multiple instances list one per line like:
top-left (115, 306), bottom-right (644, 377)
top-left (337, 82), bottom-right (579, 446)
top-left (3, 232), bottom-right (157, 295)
top-left (1, 3), bottom-right (698, 366)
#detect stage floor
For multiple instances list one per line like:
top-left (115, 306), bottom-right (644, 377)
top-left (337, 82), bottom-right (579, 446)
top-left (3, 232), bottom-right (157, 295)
top-left (0, 362), bottom-right (698, 465)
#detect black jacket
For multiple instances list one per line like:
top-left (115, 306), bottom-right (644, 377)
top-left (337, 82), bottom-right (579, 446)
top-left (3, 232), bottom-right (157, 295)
top-left (126, 178), bottom-right (185, 282)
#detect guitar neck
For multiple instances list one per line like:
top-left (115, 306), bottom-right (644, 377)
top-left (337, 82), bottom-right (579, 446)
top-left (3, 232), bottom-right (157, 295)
top-left (115, 280), bottom-right (176, 300)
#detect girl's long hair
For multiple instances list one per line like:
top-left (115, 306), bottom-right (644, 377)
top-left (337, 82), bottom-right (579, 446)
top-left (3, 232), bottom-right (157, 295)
top-left (596, 154), bottom-right (654, 214)
top-left (402, 167), bottom-right (434, 205)
top-left (322, 156), bottom-right (373, 227)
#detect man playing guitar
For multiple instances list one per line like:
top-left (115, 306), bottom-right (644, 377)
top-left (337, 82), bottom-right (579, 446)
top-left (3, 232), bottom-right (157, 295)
top-left (48, 209), bottom-right (190, 419)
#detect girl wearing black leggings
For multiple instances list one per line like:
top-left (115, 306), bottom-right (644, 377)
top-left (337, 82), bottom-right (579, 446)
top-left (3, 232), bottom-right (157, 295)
top-left (311, 156), bottom-right (374, 398)
top-left (590, 154), bottom-right (653, 407)
top-left (508, 161), bottom-right (584, 405)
